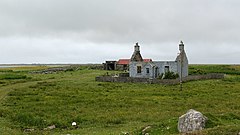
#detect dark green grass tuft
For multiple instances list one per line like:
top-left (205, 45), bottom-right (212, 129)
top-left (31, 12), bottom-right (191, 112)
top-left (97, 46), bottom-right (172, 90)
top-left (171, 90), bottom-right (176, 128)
top-left (0, 73), bottom-right (27, 80)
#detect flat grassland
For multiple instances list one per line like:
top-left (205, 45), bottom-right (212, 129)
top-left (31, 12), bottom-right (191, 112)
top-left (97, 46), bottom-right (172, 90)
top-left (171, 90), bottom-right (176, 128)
top-left (0, 65), bottom-right (240, 135)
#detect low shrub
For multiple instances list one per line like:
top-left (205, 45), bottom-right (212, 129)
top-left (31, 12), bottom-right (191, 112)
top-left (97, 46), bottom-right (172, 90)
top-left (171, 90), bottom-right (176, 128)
top-left (163, 72), bottom-right (179, 79)
top-left (0, 74), bottom-right (27, 80)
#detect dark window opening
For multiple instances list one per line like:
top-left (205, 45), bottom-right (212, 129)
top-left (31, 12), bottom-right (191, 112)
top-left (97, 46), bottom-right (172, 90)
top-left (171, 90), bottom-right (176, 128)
top-left (107, 64), bottom-right (115, 70)
top-left (164, 66), bottom-right (170, 73)
top-left (155, 67), bottom-right (158, 78)
top-left (137, 66), bottom-right (141, 73)
top-left (146, 68), bottom-right (149, 74)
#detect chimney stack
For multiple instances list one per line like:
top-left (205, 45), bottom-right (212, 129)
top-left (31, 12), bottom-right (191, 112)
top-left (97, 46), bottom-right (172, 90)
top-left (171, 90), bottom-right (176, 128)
top-left (134, 42), bottom-right (140, 52)
top-left (179, 41), bottom-right (184, 52)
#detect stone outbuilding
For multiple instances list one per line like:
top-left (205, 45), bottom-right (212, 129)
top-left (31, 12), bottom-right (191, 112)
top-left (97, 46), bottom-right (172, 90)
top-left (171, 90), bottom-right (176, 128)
top-left (103, 58), bottom-right (152, 71)
top-left (117, 59), bottom-right (152, 71)
top-left (103, 61), bottom-right (117, 70)
top-left (129, 41), bottom-right (188, 78)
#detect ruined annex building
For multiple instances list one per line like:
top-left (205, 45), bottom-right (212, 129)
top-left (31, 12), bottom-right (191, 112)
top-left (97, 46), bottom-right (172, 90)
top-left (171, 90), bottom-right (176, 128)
top-left (129, 41), bottom-right (188, 78)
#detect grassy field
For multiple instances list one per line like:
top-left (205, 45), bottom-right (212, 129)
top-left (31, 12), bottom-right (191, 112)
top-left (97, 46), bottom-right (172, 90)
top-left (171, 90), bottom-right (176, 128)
top-left (0, 65), bottom-right (240, 135)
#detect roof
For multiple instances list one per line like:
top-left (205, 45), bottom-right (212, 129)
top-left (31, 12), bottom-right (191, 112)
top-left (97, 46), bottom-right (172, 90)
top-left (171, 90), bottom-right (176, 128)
top-left (117, 59), bottom-right (130, 65)
top-left (143, 59), bottom-right (152, 62)
top-left (117, 59), bottom-right (152, 65)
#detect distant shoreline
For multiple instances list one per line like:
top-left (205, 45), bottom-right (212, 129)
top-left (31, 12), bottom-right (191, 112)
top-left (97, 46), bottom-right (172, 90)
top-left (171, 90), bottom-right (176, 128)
top-left (0, 64), bottom-right (68, 68)
top-left (0, 64), bottom-right (102, 68)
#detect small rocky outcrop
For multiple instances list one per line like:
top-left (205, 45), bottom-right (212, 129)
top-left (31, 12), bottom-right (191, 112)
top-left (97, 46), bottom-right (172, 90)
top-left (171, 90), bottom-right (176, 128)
top-left (142, 126), bottom-right (151, 135)
top-left (178, 109), bottom-right (208, 133)
top-left (43, 125), bottom-right (56, 130)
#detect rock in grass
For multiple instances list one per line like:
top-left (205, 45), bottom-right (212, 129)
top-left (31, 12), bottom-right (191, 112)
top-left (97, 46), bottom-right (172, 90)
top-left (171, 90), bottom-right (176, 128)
top-left (178, 109), bottom-right (208, 133)
top-left (142, 126), bottom-right (151, 134)
top-left (121, 131), bottom-right (129, 135)
top-left (24, 128), bottom-right (35, 132)
top-left (43, 125), bottom-right (56, 130)
top-left (72, 122), bottom-right (77, 126)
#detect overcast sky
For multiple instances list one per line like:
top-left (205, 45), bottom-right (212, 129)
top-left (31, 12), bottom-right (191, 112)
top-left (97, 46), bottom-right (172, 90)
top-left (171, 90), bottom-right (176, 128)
top-left (0, 0), bottom-right (240, 64)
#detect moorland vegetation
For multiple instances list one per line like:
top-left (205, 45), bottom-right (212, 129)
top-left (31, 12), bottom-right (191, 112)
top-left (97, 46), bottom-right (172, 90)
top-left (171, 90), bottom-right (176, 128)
top-left (0, 65), bottom-right (240, 135)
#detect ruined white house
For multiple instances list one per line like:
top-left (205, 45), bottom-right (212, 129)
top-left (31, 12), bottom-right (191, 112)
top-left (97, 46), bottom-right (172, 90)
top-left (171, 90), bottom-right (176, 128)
top-left (129, 41), bottom-right (188, 78)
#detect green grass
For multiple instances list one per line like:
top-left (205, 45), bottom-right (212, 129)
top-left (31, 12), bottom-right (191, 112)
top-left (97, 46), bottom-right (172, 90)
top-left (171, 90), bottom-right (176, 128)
top-left (0, 65), bottom-right (240, 135)
top-left (0, 66), bottom-right (49, 72)
top-left (189, 64), bottom-right (240, 75)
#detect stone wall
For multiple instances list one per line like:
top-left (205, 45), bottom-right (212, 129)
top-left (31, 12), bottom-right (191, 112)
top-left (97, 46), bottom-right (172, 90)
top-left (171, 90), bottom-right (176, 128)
top-left (154, 61), bottom-right (178, 76)
top-left (95, 73), bottom-right (224, 85)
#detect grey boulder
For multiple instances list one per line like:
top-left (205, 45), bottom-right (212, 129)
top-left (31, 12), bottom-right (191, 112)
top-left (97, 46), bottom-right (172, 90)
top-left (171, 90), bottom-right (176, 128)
top-left (178, 109), bottom-right (208, 133)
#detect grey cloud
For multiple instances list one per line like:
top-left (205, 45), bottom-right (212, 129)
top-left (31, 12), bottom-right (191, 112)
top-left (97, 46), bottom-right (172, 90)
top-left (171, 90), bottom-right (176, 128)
top-left (0, 0), bottom-right (240, 63)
